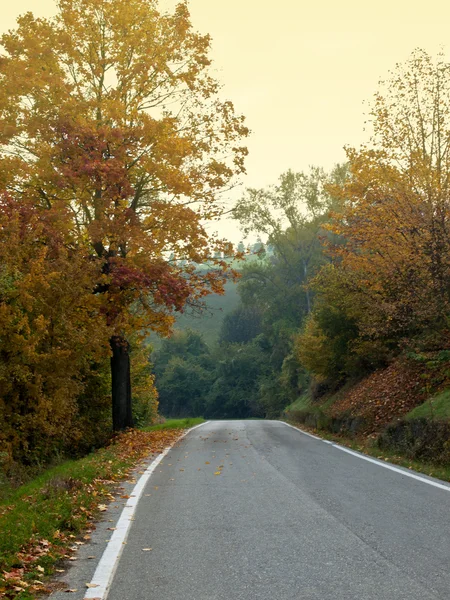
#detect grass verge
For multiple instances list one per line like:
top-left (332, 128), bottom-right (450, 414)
top-left (0, 427), bottom-right (187, 600)
top-left (142, 417), bottom-right (205, 431)
top-left (406, 389), bottom-right (450, 421)
top-left (282, 419), bottom-right (450, 484)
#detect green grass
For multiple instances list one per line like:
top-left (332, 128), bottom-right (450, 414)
top-left (0, 426), bottom-right (191, 598)
top-left (285, 393), bottom-right (313, 412)
top-left (142, 417), bottom-right (205, 431)
top-left (285, 387), bottom-right (345, 415)
top-left (148, 278), bottom-right (241, 349)
top-left (406, 389), bottom-right (450, 421)
top-left (0, 447), bottom-right (131, 573)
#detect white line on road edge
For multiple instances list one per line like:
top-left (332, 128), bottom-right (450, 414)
top-left (281, 421), bottom-right (450, 492)
top-left (83, 421), bottom-right (209, 600)
top-left (281, 421), bottom-right (322, 440)
top-left (333, 444), bottom-right (450, 492)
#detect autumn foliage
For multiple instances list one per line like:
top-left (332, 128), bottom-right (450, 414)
top-left (296, 51), bottom-right (450, 388)
top-left (0, 0), bottom-right (248, 469)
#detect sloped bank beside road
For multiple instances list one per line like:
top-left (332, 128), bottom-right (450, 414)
top-left (0, 421), bottom-right (203, 600)
top-left (284, 357), bottom-right (450, 473)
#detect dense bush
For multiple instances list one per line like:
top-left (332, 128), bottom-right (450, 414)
top-left (378, 419), bottom-right (450, 464)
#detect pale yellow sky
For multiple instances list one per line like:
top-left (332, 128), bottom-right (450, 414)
top-left (2, 0), bottom-right (450, 240)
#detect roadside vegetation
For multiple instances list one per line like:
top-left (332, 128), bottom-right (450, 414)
top-left (0, 427), bottom-right (185, 599)
top-left (1, 0), bottom-right (450, 597)
top-left (155, 50), bottom-right (450, 477)
top-left (143, 418), bottom-right (205, 431)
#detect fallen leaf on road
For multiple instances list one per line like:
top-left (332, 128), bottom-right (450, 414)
top-left (86, 583), bottom-right (99, 588)
top-left (214, 471), bottom-right (221, 475)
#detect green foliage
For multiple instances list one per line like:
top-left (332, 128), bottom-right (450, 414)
top-left (406, 390), bottom-right (450, 421)
top-left (178, 280), bottom-right (241, 345)
top-left (153, 330), bottom-right (213, 417)
top-left (158, 357), bottom-right (213, 417)
top-left (151, 165), bottom-right (347, 421)
top-left (294, 264), bottom-right (391, 387)
top-left (219, 305), bottom-right (263, 344)
top-left (130, 341), bottom-right (159, 428)
top-left (143, 417), bottom-right (205, 431)
top-left (205, 339), bottom-right (270, 418)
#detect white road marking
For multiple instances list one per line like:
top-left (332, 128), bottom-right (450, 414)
top-left (281, 421), bottom-right (450, 492)
top-left (83, 421), bottom-right (209, 600)
top-left (281, 421), bottom-right (322, 440)
top-left (333, 444), bottom-right (450, 492)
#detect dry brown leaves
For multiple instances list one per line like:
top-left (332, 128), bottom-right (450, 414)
top-left (0, 428), bottom-right (183, 599)
top-left (329, 358), bottom-right (428, 432)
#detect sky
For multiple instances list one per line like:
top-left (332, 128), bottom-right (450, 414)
top-left (2, 0), bottom-right (450, 241)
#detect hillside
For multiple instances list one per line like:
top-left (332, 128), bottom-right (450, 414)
top-left (284, 358), bottom-right (450, 465)
top-left (171, 278), bottom-right (240, 346)
top-left (148, 252), bottom-right (267, 349)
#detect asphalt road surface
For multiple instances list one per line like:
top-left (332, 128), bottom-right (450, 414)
top-left (100, 421), bottom-right (450, 599)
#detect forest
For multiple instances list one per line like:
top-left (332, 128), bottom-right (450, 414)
top-left (1, 0), bottom-right (450, 480)
top-left (147, 50), bottom-right (450, 463)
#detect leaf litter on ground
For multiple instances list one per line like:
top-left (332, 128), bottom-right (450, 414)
top-left (0, 427), bottom-right (183, 599)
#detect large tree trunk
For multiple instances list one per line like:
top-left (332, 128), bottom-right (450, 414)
top-left (110, 335), bottom-right (133, 431)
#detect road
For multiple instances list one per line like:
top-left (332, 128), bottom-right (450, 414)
top-left (75, 420), bottom-right (450, 599)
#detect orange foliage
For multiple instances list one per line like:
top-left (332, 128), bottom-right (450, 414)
top-left (0, 193), bottom-right (110, 465)
top-left (0, 0), bottom-right (248, 460)
top-left (0, 0), bottom-right (248, 338)
top-left (325, 51), bottom-right (450, 343)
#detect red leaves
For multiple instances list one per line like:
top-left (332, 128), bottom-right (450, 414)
top-left (56, 121), bottom-right (135, 202)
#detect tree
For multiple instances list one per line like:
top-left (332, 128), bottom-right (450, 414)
top-left (295, 51), bottom-right (450, 392)
top-left (234, 167), bottom-right (344, 315)
top-left (205, 340), bottom-right (269, 419)
top-left (326, 50), bottom-right (450, 345)
top-left (219, 305), bottom-right (263, 344)
top-left (0, 0), bottom-right (248, 429)
top-left (152, 329), bottom-right (213, 417)
top-left (0, 193), bottom-right (110, 464)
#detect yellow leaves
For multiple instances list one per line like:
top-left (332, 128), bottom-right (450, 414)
top-left (0, 0), bottom-right (248, 475)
